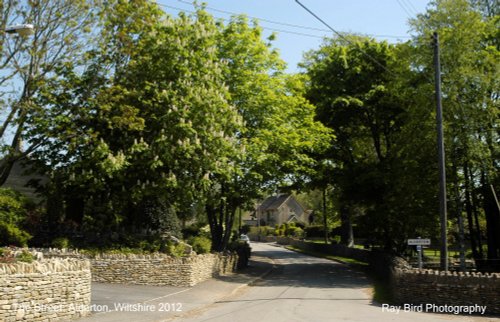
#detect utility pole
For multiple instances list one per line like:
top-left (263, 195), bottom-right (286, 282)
top-left (433, 32), bottom-right (448, 271)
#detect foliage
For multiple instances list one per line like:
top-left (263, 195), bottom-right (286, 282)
top-left (249, 226), bottom-right (275, 236)
top-left (0, 248), bottom-right (34, 263)
top-left (188, 236), bottom-right (212, 254)
top-left (0, 0), bottom-right (99, 185)
top-left (15, 249), bottom-right (35, 263)
top-left (27, 3), bottom-right (241, 240)
top-left (409, 0), bottom-right (499, 261)
top-left (166, 241), bottom-right (188, 258)
top-left (0, 222), bottom-right (32, 247)
top-left (202, 14), bottom-right (332, 251)
top-left (0, 188), bottom-right (28, 226)
top-left (182, 223), bottom-right (210, 239)
top-left (229, 240), bottom-right (251, 269)
top-left (240, 224), bottom-right (251, 235)
top-left (51, 237), bottom-right (71, 249)
top-left (275, 222), bottom-right (304, 237)
top-left (304, 225), bottom-right (330, 239)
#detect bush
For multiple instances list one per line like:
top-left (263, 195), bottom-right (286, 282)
top-left (249, 226), bottom-right (275, 236)
top-left (182, 223), bottom-right (210, 239)
top-left (52, 237), bottom-right (71, 249)
top-left (0, 222), bottom-right (32, 247)
top-left (188, 236), bottom-right (212, 254)
top-left (166, 241), bottom-right (186, 258)
top-left (304, 225), bottom-right (328, 239)
top-left (240, 224), bottom-right (251, 234)
top-left (229, 240), bottom-right (251, 269)
top-left (0, 248), bottom-right (35, 263)
top-left (288, 226), bottom-right (304, 238)
top-left (16, 249), bottom-right (35, 263)
top-left (138, 239), bottom-right (162, 253)
top-left (0, 188), bottom-right (26, 226)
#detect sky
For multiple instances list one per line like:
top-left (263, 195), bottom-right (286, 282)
top-left (157, 0), bottom-right (433, 72)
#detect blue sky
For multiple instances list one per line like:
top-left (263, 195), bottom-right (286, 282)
top-left (157, 0), bottom-right (432, 72)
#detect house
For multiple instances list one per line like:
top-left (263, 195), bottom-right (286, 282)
top-left (251, 194), bottom-right (307, 227)
top-left (2, 158), bottom-right (46, 200)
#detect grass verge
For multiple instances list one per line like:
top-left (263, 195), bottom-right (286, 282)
top-left (284, 245), bottom-right (368, 267)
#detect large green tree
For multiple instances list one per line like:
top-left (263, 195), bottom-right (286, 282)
top-left (410, 0), bottom-right (499, 264)
top-left (25, 4), bottom-right (330, 251)
top-left (204, 16), bottom-right (331, 250)
top-left (303, 36), bottom-right (440, 251)
top-left (27, 2), bottom-right (242, 241)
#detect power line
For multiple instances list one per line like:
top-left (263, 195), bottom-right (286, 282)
top-left (294, 0), bottom-right (396, 76)
top-left (396, 0), bottom-right (415, 20)
top-left (163, 0), bottom-right (411, 40)
top-left (402, 0), bottom-right (420, 16)
top-left (156, 3), bottom-right (327, 39)
top-left (176, 0), bottom-right (331, 33)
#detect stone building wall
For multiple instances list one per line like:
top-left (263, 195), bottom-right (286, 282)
top-left (0, 259), bottom-right (91, 322)
top-left (392, 268), bottom-right (500, 315)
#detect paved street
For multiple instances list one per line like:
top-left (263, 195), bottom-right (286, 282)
top-left (76, 243), bottom-right (498, 322)
top-left (168, 243), bottom-right (497, 322)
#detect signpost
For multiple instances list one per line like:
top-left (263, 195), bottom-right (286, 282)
top-left (408, 238), bottom-right (431, 269)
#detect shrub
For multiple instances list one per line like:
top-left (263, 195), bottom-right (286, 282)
top-left (0, 248), bottom-right (15, 263)
top-left (52, 237), bottom-right (71, 249)
top-left (304, 225), bottom-right (327, 239)
top-left (229, 240), bottom-right (251, 269)
top-left (166, 241), bottom-right (186, 258)
top-left (0, 222), bottom-right (32, 247)
top-left (0, 188), bottom-right (26, 226)
top-left (16, 249), bottom-right (35, 263)
top-left (289, 226), bottom-right (304, 238)
top-left (0, 248), bottom-right (35, 263)
top-left (240, 224), bottom-right (251, 234)
top-left (136, 239), bottom-right (162, 253)
top-left (188, 236), bottom-right (212, 254)
top-left (249, 226), bottom-right (275, 236)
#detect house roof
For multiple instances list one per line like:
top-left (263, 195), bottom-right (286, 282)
top-left (257, 194), bottom-right (292, 211)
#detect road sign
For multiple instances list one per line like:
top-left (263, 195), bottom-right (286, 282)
top-left (407, 238), bottom-right (431, 246)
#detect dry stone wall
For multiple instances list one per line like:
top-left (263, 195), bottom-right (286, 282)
top-left (87, 253), bottom-right (236, 287)
top-left (392, 268), bottom-right (500, 315)
top-left (0, 259), bottom-right (91, 322)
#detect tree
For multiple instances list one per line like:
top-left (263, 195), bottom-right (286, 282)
top-left (302, 36), bottom-right (441, 251)
top-left (0, 0), bottom-right (98, 186)
top-left (410, 0), bottom-right (499, 265)
top-left (26, 3), bottom-right (242, 241)
top-left (203, 16), bottom-right (331, 251)
top-left (23, 5), bottom-right (330, 251)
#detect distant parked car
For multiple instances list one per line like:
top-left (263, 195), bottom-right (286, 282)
top-left (239, 234), bottom-right (251, 245)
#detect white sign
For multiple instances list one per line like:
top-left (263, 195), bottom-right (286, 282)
top-left (407, 238), bottom-right (431, 246)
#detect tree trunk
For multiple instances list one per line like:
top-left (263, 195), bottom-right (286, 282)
top-left (323, 187), bottom-right (328, 244)
top-left (464, 162), bottom-right (479, 260)
top-left (206, 204), bottom-right (223, 252)
top-left (340, 204), bottom-right (353, 247)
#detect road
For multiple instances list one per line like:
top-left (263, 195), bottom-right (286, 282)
top-left (169, 243), bottom-right (497, 322)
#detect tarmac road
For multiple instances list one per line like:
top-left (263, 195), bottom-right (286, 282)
top-left (169, 243), bottom-right (498, 322)
top-left (75, 243), bottom-right (498, 322)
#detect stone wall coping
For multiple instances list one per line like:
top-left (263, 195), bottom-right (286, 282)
top-left (0, 258), bottom-right (90, 275)
top-left (33, 248), bottom-right (230, 261)
top-left (396, 267), bottom-right (500, 279)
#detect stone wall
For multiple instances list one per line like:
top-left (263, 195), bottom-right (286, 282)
top-left (89, 253), bottom-right (237, 287)
top-left (0, 259), bottom-right (91, 322)
top-left (392, 268), bottom-right (500, 315)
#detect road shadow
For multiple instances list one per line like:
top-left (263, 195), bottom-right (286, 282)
top-left (216, 243), bottom-right (371, 291)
